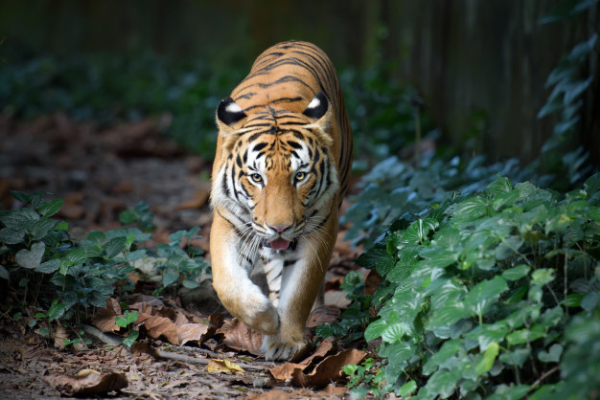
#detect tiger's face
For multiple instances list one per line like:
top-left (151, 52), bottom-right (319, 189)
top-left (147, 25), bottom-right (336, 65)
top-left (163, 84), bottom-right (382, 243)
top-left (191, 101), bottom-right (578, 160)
top-left (213, 93), bottom-right (339, 252)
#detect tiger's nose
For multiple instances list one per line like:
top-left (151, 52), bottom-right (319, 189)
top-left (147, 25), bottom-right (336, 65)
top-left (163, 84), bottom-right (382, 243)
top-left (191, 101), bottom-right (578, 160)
top-left (268, 224), bottom-right (292, 233)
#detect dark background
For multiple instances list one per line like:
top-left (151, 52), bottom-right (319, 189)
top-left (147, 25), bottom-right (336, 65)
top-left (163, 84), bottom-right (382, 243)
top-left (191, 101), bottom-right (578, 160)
top-left (0, 0), bottom-right (598, 165)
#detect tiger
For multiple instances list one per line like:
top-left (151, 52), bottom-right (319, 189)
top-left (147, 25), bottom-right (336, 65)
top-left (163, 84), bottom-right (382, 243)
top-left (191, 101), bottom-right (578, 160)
top-left (209, 40), bottom-right (352, 361)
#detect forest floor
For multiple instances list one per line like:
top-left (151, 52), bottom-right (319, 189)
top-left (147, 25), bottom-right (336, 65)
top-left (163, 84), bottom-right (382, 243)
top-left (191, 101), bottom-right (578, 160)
top-left (0, 114), bottom-right (369, 399)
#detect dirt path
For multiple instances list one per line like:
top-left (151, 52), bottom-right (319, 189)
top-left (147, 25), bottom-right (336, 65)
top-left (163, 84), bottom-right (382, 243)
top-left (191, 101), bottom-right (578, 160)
top-left (0, 114), bottom-right (363, 399)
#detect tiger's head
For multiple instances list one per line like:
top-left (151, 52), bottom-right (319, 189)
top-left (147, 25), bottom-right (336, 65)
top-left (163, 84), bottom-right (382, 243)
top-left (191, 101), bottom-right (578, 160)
top-left (212, 92), bottom-right (339, 252)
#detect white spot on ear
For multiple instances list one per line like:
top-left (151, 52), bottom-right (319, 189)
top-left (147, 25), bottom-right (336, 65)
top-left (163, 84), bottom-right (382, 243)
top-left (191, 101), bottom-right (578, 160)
top-left (307, 97), bottom-right (321, 109)
top-left (226, 102), bottom-right (243, 113)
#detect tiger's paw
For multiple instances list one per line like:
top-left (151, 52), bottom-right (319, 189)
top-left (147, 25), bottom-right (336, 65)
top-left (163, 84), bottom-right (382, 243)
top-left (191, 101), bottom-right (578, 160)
top-left (261, 331), bottom-right (306, 361)
top-left (242, 297), bottom-right (280, 335)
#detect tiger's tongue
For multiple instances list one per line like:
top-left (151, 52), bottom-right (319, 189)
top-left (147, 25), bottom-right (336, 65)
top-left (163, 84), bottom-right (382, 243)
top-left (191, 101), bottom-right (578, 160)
top-left (270, 238), bottom-right (290, 250)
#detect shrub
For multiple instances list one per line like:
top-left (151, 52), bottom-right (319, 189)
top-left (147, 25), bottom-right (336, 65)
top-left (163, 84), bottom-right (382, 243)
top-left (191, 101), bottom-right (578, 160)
top-left (328, 173), bottom-right (600, 399)
top-left (0, 191), bottom-right (209, 333)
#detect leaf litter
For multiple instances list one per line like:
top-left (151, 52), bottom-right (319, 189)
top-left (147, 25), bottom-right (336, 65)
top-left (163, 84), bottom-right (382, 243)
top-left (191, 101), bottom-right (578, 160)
top-left (0, 114), bottom-right (364, 399)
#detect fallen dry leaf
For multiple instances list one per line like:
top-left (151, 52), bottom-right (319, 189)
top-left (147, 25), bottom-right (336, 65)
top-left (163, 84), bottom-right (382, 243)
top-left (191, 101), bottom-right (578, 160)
top-left (53, 324), bottom-right (69, 350)
top-left (45, 369), bottom-right (128, 397)
top-left (253, 389), bottom-right (292, 400)
top-left (290, 349), bottom-right (366, 388)
top-left (319, 384), bottom-right (348, 396)
top-left (306, 305), bottom-right (342, 328)
top-left (207, 359), bottom-right (245, 375)
top-left (179, 313), bottom-right (224, 346)
top-left (92, 298), bottom-right (122, 332)
top-left (269, 338), bottom-right (335, 381)
top-left (218, 318), bottom-right (265, 356)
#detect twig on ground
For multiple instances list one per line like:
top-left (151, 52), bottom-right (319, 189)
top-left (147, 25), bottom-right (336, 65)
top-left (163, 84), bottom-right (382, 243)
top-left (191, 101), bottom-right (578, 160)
top-left (82, 324), bottom-right (124, 347)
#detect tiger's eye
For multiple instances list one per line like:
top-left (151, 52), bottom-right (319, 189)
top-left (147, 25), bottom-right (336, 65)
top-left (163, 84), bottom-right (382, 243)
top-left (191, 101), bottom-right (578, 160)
top-left (251, 173), bottom-right (263, 183)
top-left (295, 171), bottom-right (306, 181)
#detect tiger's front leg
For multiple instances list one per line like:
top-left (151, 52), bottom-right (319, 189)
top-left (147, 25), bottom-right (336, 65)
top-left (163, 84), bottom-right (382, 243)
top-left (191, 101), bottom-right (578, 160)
top-left (210, 213), bottom-right (280, 335)
top-left (261, 217), bottom-right (337, 361)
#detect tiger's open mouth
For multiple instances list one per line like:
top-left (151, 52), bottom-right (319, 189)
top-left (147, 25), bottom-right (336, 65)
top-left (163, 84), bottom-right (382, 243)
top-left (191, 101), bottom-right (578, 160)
top-left (262, 238), bottom-right (299, 251)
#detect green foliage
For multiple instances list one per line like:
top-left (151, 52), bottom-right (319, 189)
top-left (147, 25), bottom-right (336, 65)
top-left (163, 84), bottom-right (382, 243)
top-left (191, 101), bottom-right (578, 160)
top-left (343, 155), bottom-right (537, 249)
top-left (337, 174), bottom-right (600, 399)
top-left (0, 54), bottom-right (428, 164)
top-left (536, 0), bottom-right (598, 189)
top-left (0, 191), bottom-right (209, 332)
top-left (0, 53), bottom-right (244, 158)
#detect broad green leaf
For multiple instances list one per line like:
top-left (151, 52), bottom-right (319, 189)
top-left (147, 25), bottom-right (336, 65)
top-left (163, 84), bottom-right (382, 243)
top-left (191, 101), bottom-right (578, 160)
top-left (104, 236), bottom-right (128, 258)
top-left (9, 190), bottom-right (31, 203)
top-left (381, 322), bottom-right (409, 343)
top-left (47, 302), bottom-right (66, 321)
top-left (342, 364), bottom-right (358, 376)
top-left (88, 231), bottom-right (106, 244)
top-left (424, 368), bottom-right (460, 398)
top-left (65, 249), bottom-right (89, 266)
top-left (28, 218), bottom-right (57, 241)
top-left (563, 293), bottom-right (583, 307)
top-left (531, 268), bottom-right (555, 285)
top-left (115, 310), bottom-right (139, 328)
top-left (453, 196), bottom-right (488, 220)
top-left (38, 199), bottom-right (64, 217)
top-left (182, 279), bottom-right (200, 289)
top-left (499, 347), bottom-right (530, 367)
top-left (466, 322), bottom-right (508, 351)
top-left (538, 343), bottom-right (563, 363)
top-left (492, 190), bottom-right (520, 210)
top-left (122, 330), bottom-right (139, 348)
top-left (422, 339), bottom-right (462, 375)
top-left (506, 324), bottom-right (546, 345)
top-left (538, 306), bottom-right (563, 328)
top-left (475, 342), bottom-right (499, 376)
top-left (502, 264), bottom-right (530, 281)
top-left (0, 228), bottom-right (25, 244)
top-left (581, 291), bottom-right (599, 311)
top-left (487, 176), bottom-right (513, 195)
top-left (163, 269), bottom-right (179, 287)
top-left (119, 209), bottom-right (138, 225)
top-left (54, 221), bottom-right (68, 231)
top-left (428, 302), bottom-right (471, 329)
top-left (0, 208), bottom-right (39, 230)
top-left (399, 380), bottom-right (417, 396)
top-left (16, 241), bottom-right (45, 269)
top-left (37, 259), bottom-right (60, 274)
top-left (494, 236), bottom-right (524, 261)
top-left (464, 276), bottom-right (508, 316)
top-left (126, 249), bottom-right (147, 262)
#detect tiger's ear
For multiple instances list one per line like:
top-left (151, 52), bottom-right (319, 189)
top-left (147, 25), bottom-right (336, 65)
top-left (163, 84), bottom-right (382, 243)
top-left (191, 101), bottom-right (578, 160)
top-left (303, 92), bottom-right (333, 145)
top-left (302, 92), bottom-right (329, 121)
top-left (216, 97), bottom-right (247, 135)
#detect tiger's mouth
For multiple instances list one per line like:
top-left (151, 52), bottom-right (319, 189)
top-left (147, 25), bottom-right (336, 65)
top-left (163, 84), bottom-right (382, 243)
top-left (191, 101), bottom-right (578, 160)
top-left (262, 238), bottom-right (299, 251)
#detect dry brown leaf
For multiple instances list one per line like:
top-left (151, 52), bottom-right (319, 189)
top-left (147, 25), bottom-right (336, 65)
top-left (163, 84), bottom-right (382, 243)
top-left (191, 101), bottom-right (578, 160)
top-left (324, 291), bottom-right (352, 309)
top-left (269, 338), bottom-right (335, 381)
top-left (45, 369), bottom-right (128, 397)
top-left (319, 383), bottom-right (348, 396)
top-left (218, 318), bottom-right (265, 356)
top-left (136, 313), bottom-right (180, 345)
top-left (207, 359), bottom-right (245, 375)
top-left (253, 389), bottom-right (292, 400)
top-left (180, 313), bottom-right (224, 346)
top-left (365, 269), bottom-right (383, 296)
top-left (306, 305), bottom-right (342, 328)
top-left (290, 349), bottom-right (366, 388)
top-left (53, 324), bottom-right (69, 350)
top-left (92, 298), bottom-right (122, 332)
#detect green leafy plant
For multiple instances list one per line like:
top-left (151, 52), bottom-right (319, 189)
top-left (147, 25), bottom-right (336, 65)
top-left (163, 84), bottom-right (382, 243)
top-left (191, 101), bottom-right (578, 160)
top-left (332, 174), bottom-right (600, 399)
top-left (0, 191), bottom-right (209, 338)
top-left (536, 0), bottom-right (598, 189)
top-left (115, 310), bottom-right (140, 347)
